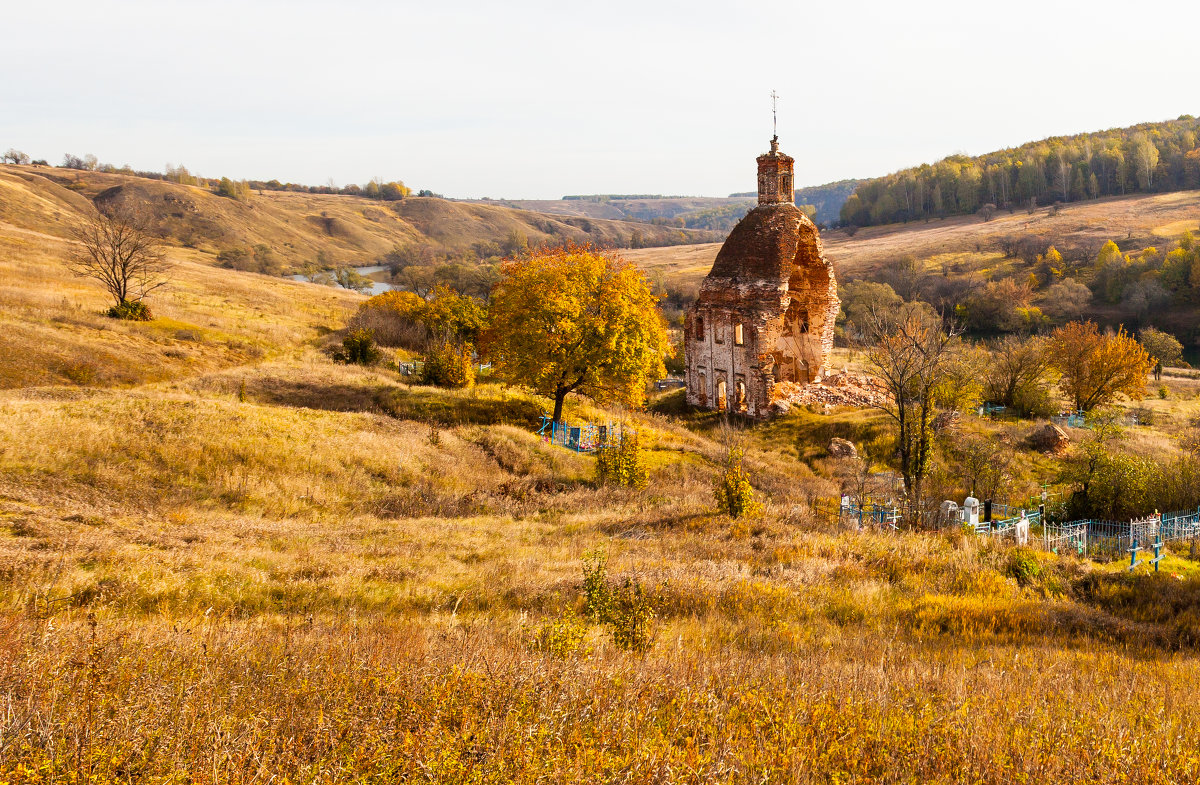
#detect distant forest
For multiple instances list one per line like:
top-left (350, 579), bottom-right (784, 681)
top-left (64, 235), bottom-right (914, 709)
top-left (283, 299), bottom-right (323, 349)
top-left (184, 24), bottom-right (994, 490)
top-left (841, 116), bottom-right (1200, 227)
top-left (729, 179), bottom-right (860, 225)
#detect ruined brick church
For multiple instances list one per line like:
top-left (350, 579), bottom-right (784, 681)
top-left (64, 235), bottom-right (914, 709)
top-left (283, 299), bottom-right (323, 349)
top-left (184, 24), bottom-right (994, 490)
top-left (683, 136), bottom-right (839, 418)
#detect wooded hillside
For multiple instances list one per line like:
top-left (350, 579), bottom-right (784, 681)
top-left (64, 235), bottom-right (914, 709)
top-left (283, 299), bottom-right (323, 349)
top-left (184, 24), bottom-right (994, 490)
top-left (842, 116), bottom-right (1200, 226)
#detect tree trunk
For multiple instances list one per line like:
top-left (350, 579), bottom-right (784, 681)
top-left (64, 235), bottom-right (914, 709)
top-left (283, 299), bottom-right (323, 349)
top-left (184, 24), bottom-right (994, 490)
top-left (552, 388), bottom-right (567, 423)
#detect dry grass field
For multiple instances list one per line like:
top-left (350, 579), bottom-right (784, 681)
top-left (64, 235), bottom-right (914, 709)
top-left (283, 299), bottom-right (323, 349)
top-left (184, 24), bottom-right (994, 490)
top-left (5, 185), bottom-right (1200, 783)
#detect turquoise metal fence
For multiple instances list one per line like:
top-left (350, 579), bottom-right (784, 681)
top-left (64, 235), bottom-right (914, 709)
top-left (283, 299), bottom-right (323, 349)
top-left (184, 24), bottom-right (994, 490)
top-left (537, 414), bottom-right (624, 453)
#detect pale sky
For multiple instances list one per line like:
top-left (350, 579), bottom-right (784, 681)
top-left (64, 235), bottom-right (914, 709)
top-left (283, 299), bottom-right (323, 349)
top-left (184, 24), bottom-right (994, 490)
top-left (3, 0), bottom-right (1197, 199)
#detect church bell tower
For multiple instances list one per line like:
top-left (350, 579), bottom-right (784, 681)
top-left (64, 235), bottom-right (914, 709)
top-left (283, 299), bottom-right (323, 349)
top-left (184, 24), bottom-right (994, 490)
top-left (756, 136), bottom-right (794, 205)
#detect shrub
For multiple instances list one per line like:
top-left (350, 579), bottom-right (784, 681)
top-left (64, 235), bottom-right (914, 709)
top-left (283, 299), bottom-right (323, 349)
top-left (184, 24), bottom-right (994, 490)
top-left (351, 290), bottom-right (430, 349)
top-left (609, 578), bottom-right (655, 653)
top-left (595, 427), bottom-right (647, 489)
top-left (530, 610), bottom-right (591, 659)
top-left (1011, 379), bottom-right (1056, 418)
top-left (107, 300), bottom-right (153, 321)
top-left (714, 446), bottom-right (762, 519)
top-left (1006, 548), bottom-right (1042, 587)
top-left (421, 342), bottom-right (475, 388)
top-left (579, 550), bottom-right (655, 652)
top-left (340, 328), bottom-right (380, 365)
top-left (1064, 447), bottom-right (1200, 520)
top-left (218, 245), bottom-right (282, 275)
top-left (581, 549), bottom-right (612, 623)
top-left (61, 360), bottom-right (98, 385)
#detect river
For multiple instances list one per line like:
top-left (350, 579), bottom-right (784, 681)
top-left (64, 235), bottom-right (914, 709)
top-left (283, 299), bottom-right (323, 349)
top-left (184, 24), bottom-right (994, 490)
top-left (291, 265), bottom-right (394, 295)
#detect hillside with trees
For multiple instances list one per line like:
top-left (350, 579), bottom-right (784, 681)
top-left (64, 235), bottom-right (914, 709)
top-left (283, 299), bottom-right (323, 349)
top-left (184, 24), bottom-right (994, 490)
top-left (841, 116), bottom-right (1200, 227)
top-left (627, 188), bottom-right (1200, 357)
top-left (5, 130), bottom-right (1200, 784)
top-left (730, 178), bottom-right (862, 225)
top-left (472, 196), bottom-right (759, 233)
top-left (0, 163), bottom-right (721, 279)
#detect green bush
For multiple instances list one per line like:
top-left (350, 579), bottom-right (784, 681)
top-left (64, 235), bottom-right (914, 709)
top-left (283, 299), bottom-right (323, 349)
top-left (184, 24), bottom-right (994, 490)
top-left (714, 446), bottom-right (762, 519)
top-left (1011, 380), bottom-right (1056, 418)
top-left (107, 300), bottom-right (152, 321)
top-left (421, 342), bottom-right (475, 388)
top-left (579, 550), bottom-right (655, 652)
top-left (595, 427), bottom-right (647, 489)
top-left (339, 328), bottom-right (380, 365)
top-left (1069, 448), bottom-right (1200, 521)
top-left (1006, 548), bottom-right (1042, 587)
top-left (581, 549), bottom-right (611, 623)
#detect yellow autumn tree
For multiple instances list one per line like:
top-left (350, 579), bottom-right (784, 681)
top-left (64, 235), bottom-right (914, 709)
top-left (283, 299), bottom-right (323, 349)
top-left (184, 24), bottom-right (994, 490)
top-left (482, 245), bottom-right (670, 422)
top-left (1046, 321), bottom-right (1152, 411)
top-left (1094, 240), bottom-right (1125, 268)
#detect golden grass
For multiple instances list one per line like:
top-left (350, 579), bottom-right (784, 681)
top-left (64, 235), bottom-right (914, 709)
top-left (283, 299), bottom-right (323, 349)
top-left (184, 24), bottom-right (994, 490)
top-left (7, 207), bottom-right (1200, 781)
top-left (0, 225), bottom-right (360, 389)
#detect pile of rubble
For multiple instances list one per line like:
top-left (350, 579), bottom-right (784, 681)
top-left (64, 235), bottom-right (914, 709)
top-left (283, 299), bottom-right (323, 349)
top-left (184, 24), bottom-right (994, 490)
top-left (771, 371), bottom-right (892, 412)
top-left (1028, 422), bottom-right (1071, 454)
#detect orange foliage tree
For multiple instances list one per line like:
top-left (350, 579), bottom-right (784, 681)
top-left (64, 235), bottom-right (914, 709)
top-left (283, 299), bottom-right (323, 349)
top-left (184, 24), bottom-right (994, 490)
top-left (481, 246), bottom-right (670, 422)
top-left (1046, 321), bottom-right (1152, 412)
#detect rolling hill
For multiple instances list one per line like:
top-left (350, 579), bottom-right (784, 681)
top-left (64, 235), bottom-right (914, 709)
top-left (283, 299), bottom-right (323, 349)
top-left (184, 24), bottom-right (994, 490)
top-left (0, 165), bottom-right (722, 274)
top-left (4, 148), bottom-right (1200, 781)
top-left (627, 189), bottom-right (1200, 284)
top-left (465, 196), bottom-right (757, 232)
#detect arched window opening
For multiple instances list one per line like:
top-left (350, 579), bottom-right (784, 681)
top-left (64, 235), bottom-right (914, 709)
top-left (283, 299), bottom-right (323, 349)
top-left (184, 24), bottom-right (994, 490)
top-left (716, 380), bottom-right (727, 412)
top-left (734, 323), bottom-right (744, 346)
top-left (695, 315), bottom-right (705, 342)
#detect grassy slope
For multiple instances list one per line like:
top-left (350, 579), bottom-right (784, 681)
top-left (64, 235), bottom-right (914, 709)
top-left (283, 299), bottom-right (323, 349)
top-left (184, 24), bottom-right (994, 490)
top-left (5, 190), bottom-right (1200, 781)
top-left (0, 165), bottom-right (720, 272)
top-left (625, 189), bottom-right (1200, 290)
top-left (0, 210), bottom-right (359, 388)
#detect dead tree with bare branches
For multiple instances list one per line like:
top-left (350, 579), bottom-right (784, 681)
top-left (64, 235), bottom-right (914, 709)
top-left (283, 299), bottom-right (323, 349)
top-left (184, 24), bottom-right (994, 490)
top-left (68, 205), bottom-right (171, 319)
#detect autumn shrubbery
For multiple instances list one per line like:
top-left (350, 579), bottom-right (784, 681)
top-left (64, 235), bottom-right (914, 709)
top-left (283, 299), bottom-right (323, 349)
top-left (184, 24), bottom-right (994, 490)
top-left (349, 290), bottom-right (430, 348)
top-left (1067, 450), bottom-right (1200, 520)
top-left (107, 300), bottom-right (153, 321)
top-left (530, 609), bottom-right (591, 658)
top-left (715, 445), bottom-right (762, 519)
top-left (421, 342), bottom-right (474, 388)
top-left (334, 328), bottom-right (381, 365)
top-left (350, 285), bottom-right (485, 352)
top-left (580, 549), bottom-right (656, 653)
top-left (217, 244), bottom-right (283, 275)
top-left (595, 427), bottom-right (647, 489)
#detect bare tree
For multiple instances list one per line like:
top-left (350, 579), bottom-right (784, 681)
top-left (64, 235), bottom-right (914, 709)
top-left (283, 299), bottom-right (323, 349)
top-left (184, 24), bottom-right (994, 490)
top-left (859, 302), bottom-right (962, 525)
top-left (68, 205), bottom-right (171, 312)
top-left (942, 431), bottom-right (1013, 501)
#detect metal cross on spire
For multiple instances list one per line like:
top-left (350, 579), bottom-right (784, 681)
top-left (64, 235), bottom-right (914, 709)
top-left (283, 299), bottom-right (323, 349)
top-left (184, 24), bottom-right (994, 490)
top-left (770, 90), bottom-right (779, 138)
